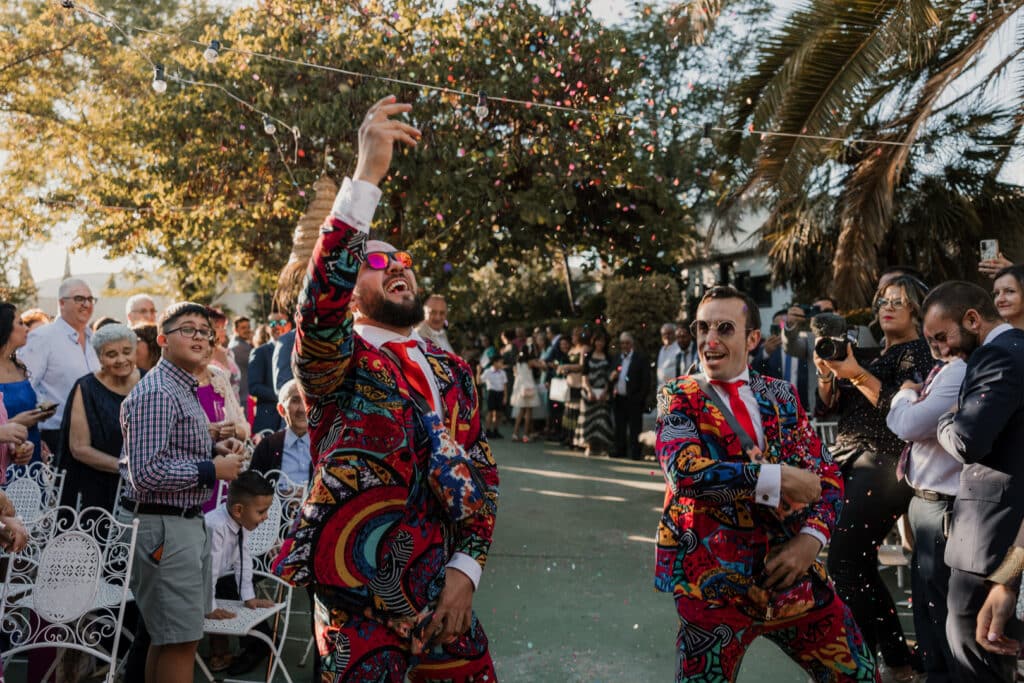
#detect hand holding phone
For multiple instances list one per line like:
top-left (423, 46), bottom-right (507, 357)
top-left (981, 239), bottom-right (1000, 262)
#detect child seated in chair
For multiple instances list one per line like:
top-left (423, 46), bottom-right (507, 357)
top-left (205, 470), bottom-right (276, 676)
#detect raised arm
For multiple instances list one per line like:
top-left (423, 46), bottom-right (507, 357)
top-left (293, 97), bottom-right (420, 404)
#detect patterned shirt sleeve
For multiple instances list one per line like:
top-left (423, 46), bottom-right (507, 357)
top-left (655, 381), bottom-right (761, 501)
top-left (789, 396), bottom-right (843, 544)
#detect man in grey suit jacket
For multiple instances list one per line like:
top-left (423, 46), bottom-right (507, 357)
top-left (925, 281), bottom-right (1024, 683)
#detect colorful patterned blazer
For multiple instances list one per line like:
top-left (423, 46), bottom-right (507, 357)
top-left (654, 369), bottom-right (843, 615)
top-left (272, 217), bottom-right (499, 620)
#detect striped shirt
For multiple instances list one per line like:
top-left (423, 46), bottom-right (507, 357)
top-left (119, 358), bottom-right (216, 508)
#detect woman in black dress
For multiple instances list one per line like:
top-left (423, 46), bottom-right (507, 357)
top-left (58, 323), bottom-right (141, 511)
top-left (815, 275), bottom-right (934, 681)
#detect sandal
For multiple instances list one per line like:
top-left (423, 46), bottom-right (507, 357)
top-left (208, 653), bottom-right (233, 672)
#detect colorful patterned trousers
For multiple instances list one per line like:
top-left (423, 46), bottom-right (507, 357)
top-left (674, 593), bottom-right (878, 682)
top-left (313, 590), bottom-right (497, 683)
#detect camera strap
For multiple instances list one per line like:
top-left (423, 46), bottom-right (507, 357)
top-left (692, 373), bottom-right (779, 456)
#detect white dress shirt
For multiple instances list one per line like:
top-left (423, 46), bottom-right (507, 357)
top-left (707, 368), bottom-right (826, 547)
top-left (337, 177), bottom-right (480, 590)
top-left (280, 428), bottom-right (311, 488)
top-left (616, 351), bottom-right (633, 395)
top-left (656, 342), bottom-right (681, 386)
top-left (887, 359), bottom-right (966, 496)
top-left (18, 316), bottom-right (100, 430)
top-left (206, 504), bottom-right (256, 611)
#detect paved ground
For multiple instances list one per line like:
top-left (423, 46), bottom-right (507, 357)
top-left (6, 436), bottom-right (914, 682)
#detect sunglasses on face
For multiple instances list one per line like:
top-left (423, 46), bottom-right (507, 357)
top-left (364, 251), bottom-right (414, 271)
top-left (690, 320), bottom-right (750, 339)
top-left (268, 320), bottom-right (289, 328)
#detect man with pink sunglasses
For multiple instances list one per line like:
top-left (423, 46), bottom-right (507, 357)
top-left (272, 96), bottom-right (499, 682)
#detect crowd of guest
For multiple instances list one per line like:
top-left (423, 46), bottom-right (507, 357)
top-left (0, 244), bottom-right (1023, 681)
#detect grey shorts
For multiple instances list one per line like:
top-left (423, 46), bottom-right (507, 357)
top-left (130, 514), bottom-right (211, 646)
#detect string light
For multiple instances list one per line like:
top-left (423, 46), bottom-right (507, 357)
top-left (203, 40), bottom-right (221, 63)
top-left (59, 1), bottom-right (1021, 158)
top-left (151, 64), bottom-right (167, 94)
top-left (262, 115), bottom-right (276, 135)
top-left (475, 92), bottom-right (489, 121)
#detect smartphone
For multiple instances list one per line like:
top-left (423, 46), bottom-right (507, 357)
top-left (769, 323), bottom-right (781, 336)
top-left (981, 239), bottom-right (999, 261)
top-left (36, 401), bottom-right (58, 412)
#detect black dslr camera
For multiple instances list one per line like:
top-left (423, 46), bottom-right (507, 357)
top-left (810, 313), bottom-right (851, 361)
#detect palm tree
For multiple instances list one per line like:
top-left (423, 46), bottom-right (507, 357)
top-left (671, 0), bottom-right (1024, 306)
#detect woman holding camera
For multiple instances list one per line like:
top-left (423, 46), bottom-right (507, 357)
top-left (814, 275), bottom-right (933, 680)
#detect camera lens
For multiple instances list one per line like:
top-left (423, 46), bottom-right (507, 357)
top-left (815, 338), bottom-right (838, 360)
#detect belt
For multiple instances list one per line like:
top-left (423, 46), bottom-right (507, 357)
top-left (121, 499), bottom-right (203, 518)
top-left (913, 488), bottom-right (954, 502)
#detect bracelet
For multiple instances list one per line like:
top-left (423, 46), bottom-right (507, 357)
top-left (850, 371), bottom-right (871, 386)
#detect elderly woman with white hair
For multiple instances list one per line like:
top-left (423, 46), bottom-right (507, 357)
top-left (57, 323), bottom-right (141, 511)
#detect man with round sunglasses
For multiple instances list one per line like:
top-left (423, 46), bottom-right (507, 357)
top-left (271, 96), bottom-right (499, 682)
top-left (654, 285), bottom-right (875, 681)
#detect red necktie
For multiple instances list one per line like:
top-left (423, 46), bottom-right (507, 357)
top-left (710, 379), bottom-right (758, 446)
top-left (384, 340), bottom-right (436, 411)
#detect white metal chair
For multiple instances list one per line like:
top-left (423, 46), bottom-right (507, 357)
top-left (196, 468), bottom-right (306, 683)
top-left (811, 420), bottom-right (839, 448)
top-left (3, 461), bottom-right (65, 525)
top-left (0, 505), bottom-right (138, 683)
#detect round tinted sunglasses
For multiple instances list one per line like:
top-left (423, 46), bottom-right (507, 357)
top-left (365, 251), bottom-right (414, 270)
top-left (689, 320), bottom-right (752, 339)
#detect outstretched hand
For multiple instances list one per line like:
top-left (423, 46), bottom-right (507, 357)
top-left (353, 96), bottom-right (421, 187)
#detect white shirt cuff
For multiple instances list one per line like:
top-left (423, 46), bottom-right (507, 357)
top-left (755, 463), bottom-right (781, 508)
top-left (800, 527), bottom-right (828, 549)
top-left (329, 177), bottom-right (382, 233)
top-left (446, 552), bottom-right (481, 590)
top-left (240, 583), bottom-right (256, 603)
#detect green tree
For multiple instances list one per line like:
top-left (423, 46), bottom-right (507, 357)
top-left (604, 273), bottom-right (680, 355)
top-left (676, 0), bottom-right (1024, 306)
top-left (3, 0), bottom-right (696, 303)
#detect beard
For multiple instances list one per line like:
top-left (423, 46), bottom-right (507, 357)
top-left (949, 324), bottom-right (980, 357)
top-left (358, 288), bottom-right (425, 328)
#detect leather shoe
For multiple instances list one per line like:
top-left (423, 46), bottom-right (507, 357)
top-left (226, 648), bottom-right (267, 676)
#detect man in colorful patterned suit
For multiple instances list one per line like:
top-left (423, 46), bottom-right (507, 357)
top-left (655, 285), bottom-right (876, 682)
top-left (272, 96), bottom-right (499, 682)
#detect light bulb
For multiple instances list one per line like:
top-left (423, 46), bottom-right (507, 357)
top-left (203, 40), bottom-right (221, 63)
top-left (152, 64), bottom-right (167, 94)
top-left (475, 91), bottom-right (489, 120)
top-left (263, 115), bottom-right (277, 135)
top-left (699, 122), bottom-right (713, 149)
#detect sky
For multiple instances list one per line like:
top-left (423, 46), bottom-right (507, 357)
top-left (24, 0), bottom-right (1024, 283)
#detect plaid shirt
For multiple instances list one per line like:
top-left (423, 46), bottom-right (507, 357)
top-left (119, 358), bottom-right (216, 508)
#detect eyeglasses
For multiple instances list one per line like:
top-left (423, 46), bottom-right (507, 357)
top-left (164, 325), bottom-right (215, 342)
top-left (365, 251), bottom-right (414, 271)
top-left (268, 320), bottom-right (289, 328)
top-left (61, 296), bottom-right (97, 306)
top-left (874, 297), bottom-right (907, 310)
top-left (690, 320), bottom-right (752, 339)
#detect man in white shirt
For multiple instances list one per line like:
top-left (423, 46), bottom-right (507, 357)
top-left (18, 277), bottom-right (101, 455)
top-left (655, 322), bottom-right (681, 387)
top-left (415, 294), bottom-right (455, 353)
top-left (887, 342), bottom-right (966, 683)
top-left (204, 471), bottom-right (276, 676)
